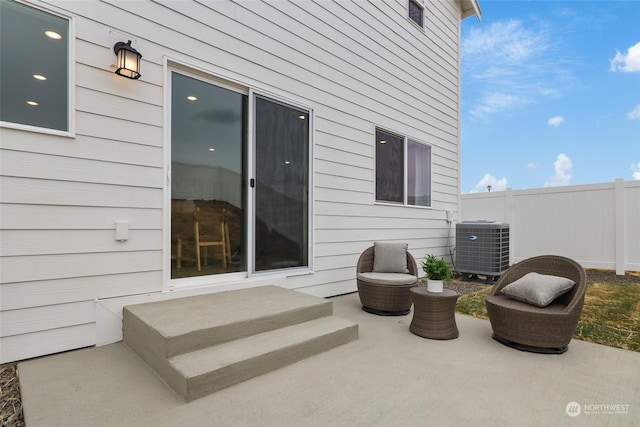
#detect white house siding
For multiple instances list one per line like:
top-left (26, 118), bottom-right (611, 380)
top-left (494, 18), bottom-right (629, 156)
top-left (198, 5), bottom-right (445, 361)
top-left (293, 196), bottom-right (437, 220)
top-left (0, 0), bottom-right (475, 363)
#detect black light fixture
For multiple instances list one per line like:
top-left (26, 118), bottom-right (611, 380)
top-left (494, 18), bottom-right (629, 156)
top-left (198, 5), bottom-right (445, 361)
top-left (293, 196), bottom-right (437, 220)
top-left (113, 40), bottom-right (142, 80)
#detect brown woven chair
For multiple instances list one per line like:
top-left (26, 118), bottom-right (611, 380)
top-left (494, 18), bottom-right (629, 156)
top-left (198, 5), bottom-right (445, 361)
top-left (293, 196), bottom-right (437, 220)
top-left (485, 255), bottom-right (587, 354)
top-left (356, 246), bottom-right (418, 315)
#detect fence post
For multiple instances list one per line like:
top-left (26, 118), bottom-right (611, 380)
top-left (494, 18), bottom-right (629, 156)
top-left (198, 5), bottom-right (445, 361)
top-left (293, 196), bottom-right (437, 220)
top-left (505, 188), bottom-right (513, 266)
top-left (615, 178), bottom-right (625, 275)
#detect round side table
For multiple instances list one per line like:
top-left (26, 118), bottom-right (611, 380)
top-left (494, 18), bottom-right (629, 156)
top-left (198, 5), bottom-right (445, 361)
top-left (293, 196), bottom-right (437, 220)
top-left (409, 287), bottom-right (459, 339)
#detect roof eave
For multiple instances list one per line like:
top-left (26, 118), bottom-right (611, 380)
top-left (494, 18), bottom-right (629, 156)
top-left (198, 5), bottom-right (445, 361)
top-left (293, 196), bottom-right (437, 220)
top-left (461, 0), bottom-right (482, 22)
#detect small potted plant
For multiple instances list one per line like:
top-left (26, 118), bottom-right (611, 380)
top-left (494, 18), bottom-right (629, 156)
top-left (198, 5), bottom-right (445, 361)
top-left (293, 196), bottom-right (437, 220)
top-left (422, 254), bottom-right (453, 293)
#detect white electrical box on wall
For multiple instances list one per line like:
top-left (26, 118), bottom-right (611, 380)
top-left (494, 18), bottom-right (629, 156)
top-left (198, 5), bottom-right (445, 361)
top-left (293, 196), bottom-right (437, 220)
top-left (115, 221), bottom-right (129, 241)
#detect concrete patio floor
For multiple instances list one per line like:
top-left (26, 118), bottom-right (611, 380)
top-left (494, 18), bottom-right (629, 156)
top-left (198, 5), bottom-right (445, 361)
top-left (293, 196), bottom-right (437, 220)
top-left (19, 292), bottom-right (639, 426)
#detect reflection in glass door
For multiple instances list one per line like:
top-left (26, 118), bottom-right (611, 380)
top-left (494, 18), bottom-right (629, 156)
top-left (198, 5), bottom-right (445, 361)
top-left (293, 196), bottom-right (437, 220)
top-left (253, 96), bottom-right (310, 272)
top-left (170, 72), bottom-right (246, 278)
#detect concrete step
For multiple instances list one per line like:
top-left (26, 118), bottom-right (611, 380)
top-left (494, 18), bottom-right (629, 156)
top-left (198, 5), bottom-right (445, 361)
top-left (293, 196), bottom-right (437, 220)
top-left (166, 316), bottom-right (358, 401)
top-left (122, 285), bottom-right (358, 401)
top-left (123, 285), bottom-right (333, 359)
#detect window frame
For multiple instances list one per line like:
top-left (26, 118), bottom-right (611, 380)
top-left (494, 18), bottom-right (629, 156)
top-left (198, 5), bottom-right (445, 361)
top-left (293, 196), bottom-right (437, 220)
top-left (375, 127), bottom-right (432, 208)
top-left (407, 0), bottom-right (425, 29)
top-left (0, 0), bottom-right (75, 137)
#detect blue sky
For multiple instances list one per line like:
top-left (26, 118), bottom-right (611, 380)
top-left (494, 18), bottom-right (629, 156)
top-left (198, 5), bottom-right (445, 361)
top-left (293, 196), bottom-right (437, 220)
top-left (460, 0), bottom-right (640, 192)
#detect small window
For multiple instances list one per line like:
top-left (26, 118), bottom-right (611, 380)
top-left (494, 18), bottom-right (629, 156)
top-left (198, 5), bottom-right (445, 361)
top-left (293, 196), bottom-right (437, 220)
top-left (376, 128), bottom-right (431, 207)
top-left (0, 0), bottom-right (70, 133)
top-left (376, 129), bottom-right (404, 204)
top-left (408, 0), bottom-right (424, 28)
top-left (407, 139), bottom-right (431, 207)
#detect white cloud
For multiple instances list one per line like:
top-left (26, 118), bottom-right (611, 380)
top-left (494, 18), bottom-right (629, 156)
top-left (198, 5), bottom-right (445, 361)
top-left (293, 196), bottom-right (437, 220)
top-left (473, 173), bottom-right (508, 192)
top-left (463, 20), bottom-right (549, 61)
top-left (544, 153), bottom-right (572, 187)
top-left (626, 104), bottom-right (640, 120)
top-left (527, 162), bottom-right (538, 170)
top-left (610, 41), bottom-right (640, 72)
top-left (631, 162), bottom-right (640, 180)
top-left (471, 93), bottom-right (532, 118)
top-left (463, 19), bottom-right (575, 120)
top-left (548, 116), bottom-right (565, 127)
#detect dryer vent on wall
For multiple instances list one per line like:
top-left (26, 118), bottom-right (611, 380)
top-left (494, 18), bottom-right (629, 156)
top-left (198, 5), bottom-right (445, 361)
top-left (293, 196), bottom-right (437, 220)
top-left (456, 221), bottom-right (510, 279)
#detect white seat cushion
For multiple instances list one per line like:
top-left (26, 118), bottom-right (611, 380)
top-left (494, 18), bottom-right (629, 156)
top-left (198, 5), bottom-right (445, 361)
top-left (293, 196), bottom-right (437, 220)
top-left (358, 272), bottom-right (417, 286)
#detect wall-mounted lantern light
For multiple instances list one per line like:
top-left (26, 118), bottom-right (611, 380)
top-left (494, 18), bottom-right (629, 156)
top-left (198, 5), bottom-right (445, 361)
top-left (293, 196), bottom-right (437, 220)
top-left (113, 40), bottom-right (142, 79)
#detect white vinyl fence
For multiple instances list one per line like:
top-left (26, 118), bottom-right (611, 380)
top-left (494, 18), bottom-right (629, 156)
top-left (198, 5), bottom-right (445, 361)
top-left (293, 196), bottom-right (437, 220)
top-left (460, 179), bottom-right (640, 275)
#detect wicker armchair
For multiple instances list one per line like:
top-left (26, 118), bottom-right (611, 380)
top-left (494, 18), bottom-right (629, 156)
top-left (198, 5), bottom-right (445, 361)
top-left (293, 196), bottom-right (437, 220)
top-left (485, 255), bottom-right (587, 354)
top-left (356, 246), bottom-right (418, 315)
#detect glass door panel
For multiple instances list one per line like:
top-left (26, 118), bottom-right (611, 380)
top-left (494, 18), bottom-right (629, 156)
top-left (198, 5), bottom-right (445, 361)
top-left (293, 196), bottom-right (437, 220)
top-left (254, 96), bottom-right (309, 272)
top-left (171, 72), bottom-right (246, 278)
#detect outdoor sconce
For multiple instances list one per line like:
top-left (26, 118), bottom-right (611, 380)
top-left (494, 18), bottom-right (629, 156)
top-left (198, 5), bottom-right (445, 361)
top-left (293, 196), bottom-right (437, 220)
top-left (113, 40), bottom-right (142, 80)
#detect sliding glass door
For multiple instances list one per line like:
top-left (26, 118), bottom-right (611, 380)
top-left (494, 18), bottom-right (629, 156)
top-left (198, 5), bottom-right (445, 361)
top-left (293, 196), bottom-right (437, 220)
top-left (253, 95), bottom-right (310, 272)
top-left (169, 70), bottom-right (310, 279)
top-left (170, 72), bottom-right (246, 278)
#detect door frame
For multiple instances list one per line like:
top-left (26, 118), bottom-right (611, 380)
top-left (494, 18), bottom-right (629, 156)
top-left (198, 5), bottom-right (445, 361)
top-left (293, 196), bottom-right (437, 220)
top-left (163, 60), bottom-right (314, 291)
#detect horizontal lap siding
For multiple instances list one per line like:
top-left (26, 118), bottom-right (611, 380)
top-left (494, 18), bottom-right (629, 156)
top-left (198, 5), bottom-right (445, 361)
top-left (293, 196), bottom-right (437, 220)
top-left (1, 325), bottom-right (96, 363)
top-left (0, 0), bottom-right (164, 362)
top-left (1, 150), bottom-right (162, 187)
top-left (0, 0), bottom-right (464, 361)
top-left (306, 0), bottom-right (461, 289)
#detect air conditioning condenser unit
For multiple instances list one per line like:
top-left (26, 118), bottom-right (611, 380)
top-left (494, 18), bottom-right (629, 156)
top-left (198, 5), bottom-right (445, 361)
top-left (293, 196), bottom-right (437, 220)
top-left (456, 220), bottom-right (510, 283)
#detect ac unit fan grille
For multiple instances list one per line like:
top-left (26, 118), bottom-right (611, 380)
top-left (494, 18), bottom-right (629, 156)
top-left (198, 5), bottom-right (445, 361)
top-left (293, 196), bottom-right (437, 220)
top-left (456, 221), bottom-right (510, 276)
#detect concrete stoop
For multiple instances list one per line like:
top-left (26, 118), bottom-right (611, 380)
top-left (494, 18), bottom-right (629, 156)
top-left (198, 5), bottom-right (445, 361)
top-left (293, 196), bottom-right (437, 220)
top-left (123, 285), bottom-right (358, 401)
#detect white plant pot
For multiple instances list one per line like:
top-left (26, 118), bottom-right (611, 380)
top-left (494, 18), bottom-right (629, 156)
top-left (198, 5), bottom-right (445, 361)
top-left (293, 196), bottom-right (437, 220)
top-left (427, 279), bottom-right (444, 293)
